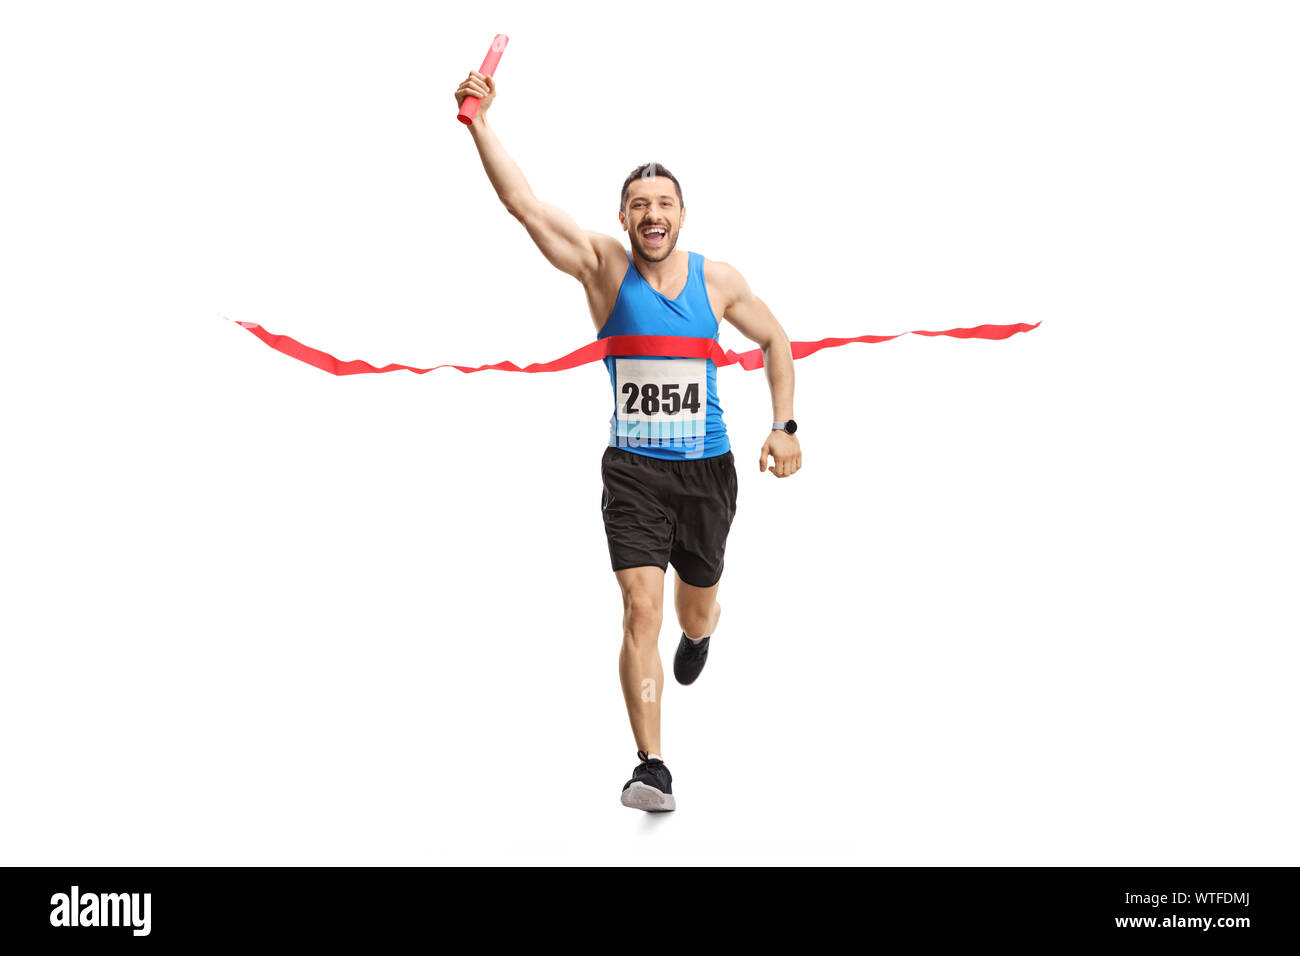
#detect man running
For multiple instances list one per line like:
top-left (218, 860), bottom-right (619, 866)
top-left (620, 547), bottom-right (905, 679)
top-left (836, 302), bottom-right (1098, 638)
top-left (456, 70), bottom-right (801, 811)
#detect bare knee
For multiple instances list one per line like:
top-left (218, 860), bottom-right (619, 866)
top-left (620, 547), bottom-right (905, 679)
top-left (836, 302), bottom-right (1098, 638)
top-left (622, 595), bottom-right (663, 647)
top-left (679, 604), bottom-right (715, 641)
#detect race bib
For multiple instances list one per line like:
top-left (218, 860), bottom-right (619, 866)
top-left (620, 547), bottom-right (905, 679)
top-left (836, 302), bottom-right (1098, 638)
top-left (613, 357), bottom-right (707, 451)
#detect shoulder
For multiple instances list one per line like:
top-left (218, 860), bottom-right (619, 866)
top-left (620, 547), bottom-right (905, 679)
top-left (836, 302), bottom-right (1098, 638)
top-left (586, 232), bottom-right (628, 274)
top-left (702, 258), bottom-right (752, 313)
top-left (580, 232), bottom-right (631, 303)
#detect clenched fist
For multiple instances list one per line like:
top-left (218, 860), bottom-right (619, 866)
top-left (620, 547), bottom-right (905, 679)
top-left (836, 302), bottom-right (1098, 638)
top-left (760, 431), bottom-right (802, 478)
top-left (454, 70), bottom-right (496, 119)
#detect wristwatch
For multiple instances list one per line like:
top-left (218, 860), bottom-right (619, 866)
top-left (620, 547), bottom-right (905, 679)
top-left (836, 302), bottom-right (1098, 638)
top-left (772, 420), bottom-right (797, 435)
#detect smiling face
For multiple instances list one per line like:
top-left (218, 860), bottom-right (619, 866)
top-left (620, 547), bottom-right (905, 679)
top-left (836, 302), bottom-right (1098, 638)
top-left (621, 176), bottom-right (684, 263)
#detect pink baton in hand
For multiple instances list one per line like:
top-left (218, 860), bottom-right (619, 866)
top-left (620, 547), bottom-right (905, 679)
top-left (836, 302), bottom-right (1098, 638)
top-left (457, 34), bottom-right (509, 126)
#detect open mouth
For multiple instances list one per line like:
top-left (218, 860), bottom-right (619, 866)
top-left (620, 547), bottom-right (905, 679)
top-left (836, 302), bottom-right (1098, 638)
top-left (640, 225), bottom-right (667, 247)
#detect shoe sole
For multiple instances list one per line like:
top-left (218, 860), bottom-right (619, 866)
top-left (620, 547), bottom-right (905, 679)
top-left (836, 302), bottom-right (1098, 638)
top-left (674, 664), bottom-right (704, 685)
top-left (621, 781), bottom-right (676, 812)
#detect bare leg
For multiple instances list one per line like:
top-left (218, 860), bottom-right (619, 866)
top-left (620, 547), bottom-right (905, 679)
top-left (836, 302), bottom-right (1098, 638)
top-left (673, 570), bottom-right (722, 642)
top-left (615, 566), bottom-right (666, 755)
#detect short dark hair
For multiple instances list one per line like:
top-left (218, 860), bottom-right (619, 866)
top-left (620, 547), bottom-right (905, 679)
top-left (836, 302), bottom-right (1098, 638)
top-left (621, 162), bottom-right (683, 212)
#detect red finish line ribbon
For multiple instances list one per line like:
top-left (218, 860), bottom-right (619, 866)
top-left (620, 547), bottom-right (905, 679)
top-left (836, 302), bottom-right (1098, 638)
top-left (225, 316), bottom-right (1040, 376)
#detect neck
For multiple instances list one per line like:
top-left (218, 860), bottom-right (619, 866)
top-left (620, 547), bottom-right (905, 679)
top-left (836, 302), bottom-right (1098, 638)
top-left (632, 246), bottom-right (686, 281)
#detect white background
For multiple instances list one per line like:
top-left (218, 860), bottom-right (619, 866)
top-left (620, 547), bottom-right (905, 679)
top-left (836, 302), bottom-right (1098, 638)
top-left (2, 0), bottom-right (1296, 865)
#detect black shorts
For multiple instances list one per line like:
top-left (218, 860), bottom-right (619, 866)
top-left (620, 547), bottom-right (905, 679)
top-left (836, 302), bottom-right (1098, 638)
top-left (600, 445), bottom-right (738, 588)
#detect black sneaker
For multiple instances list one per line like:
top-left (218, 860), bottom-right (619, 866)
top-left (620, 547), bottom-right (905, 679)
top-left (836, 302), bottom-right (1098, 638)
top-left (673, 632), bottom-right (711, 685)
top-left (620, 750), bottom-right (676, 812)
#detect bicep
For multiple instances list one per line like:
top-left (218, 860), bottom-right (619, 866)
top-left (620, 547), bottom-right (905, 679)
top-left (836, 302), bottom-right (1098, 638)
top-left (511, 198), bottom-right (601, 282)
top-left (719, 263), bottom-right (780, 346)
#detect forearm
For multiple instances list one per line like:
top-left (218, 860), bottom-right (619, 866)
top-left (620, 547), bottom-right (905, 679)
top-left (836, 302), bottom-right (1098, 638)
top-left (763, 332), bottom-right (795, 421)
top-left (466, 115), bottom-right (534, 214)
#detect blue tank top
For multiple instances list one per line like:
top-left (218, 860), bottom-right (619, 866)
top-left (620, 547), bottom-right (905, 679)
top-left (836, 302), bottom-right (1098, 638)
top-left (597, 249), bottom-right (731, 460)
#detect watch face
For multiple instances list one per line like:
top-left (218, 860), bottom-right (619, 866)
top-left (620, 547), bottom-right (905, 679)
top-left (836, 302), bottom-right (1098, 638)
top-left (786, 420), bottom-right (797, 434)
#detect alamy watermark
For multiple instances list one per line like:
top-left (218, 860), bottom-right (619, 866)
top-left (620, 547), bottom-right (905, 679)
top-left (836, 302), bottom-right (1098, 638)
top-left (50, 885), bottom-right (151, 937)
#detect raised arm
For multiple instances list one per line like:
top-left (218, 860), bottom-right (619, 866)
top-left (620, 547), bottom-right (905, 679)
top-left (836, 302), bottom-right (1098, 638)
top-left (454, 70), bottom-right (609, 283)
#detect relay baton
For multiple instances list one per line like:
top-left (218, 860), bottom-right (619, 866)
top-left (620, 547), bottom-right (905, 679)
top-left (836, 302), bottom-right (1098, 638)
top-left (457, 34), bottom-right (509, 125)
